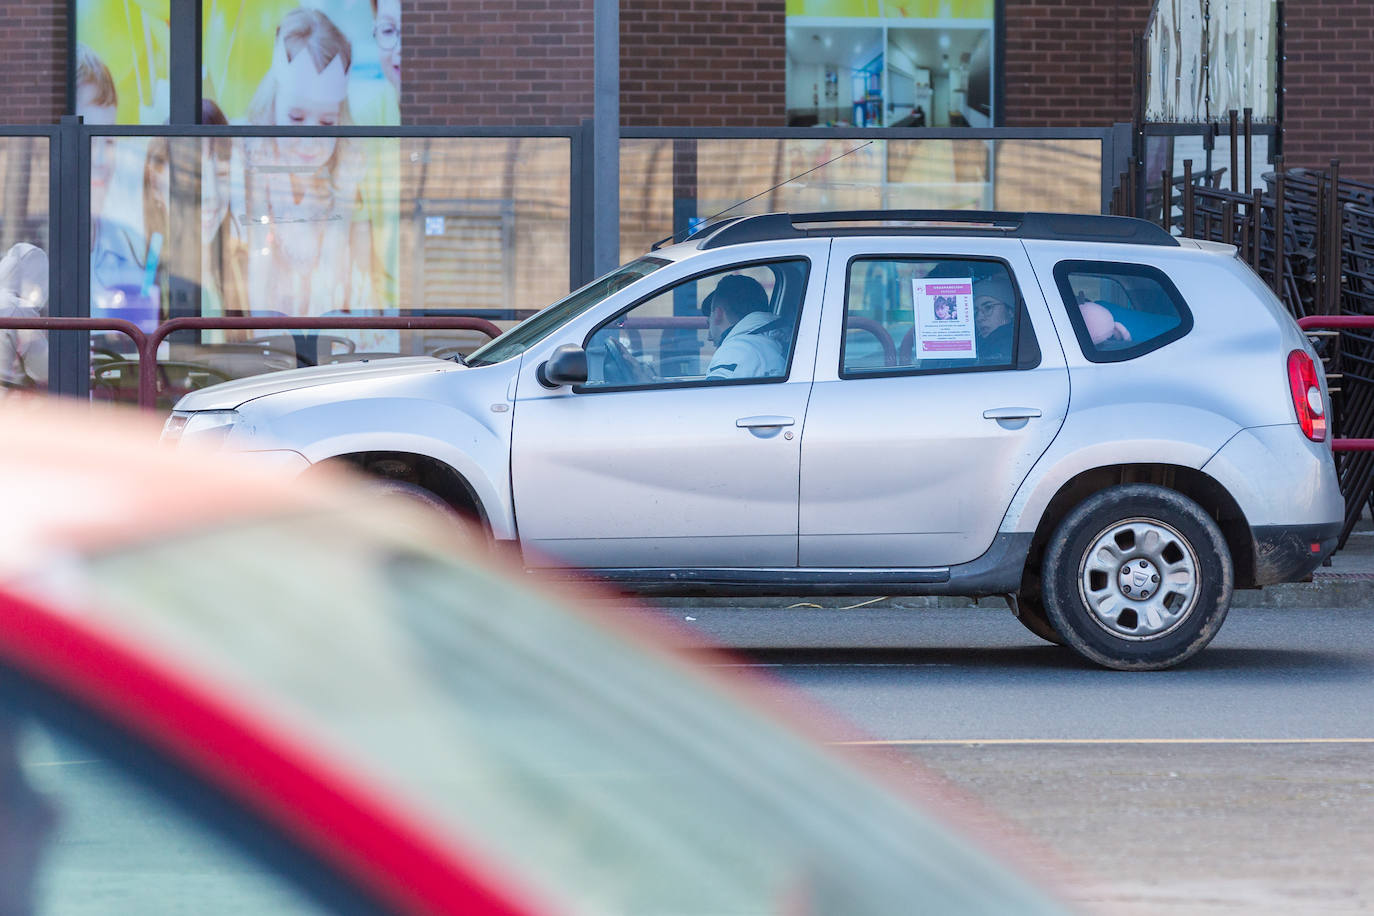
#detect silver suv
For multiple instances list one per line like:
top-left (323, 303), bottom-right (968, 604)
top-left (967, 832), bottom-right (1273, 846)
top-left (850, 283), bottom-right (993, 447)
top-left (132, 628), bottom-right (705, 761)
top-left (164, 211), bottom-right (1343, 670)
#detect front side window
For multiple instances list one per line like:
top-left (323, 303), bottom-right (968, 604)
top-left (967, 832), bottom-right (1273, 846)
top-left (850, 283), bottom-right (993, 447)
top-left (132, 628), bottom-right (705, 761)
top-left (1053, 260), bottom-right (1192, 362)
top-left (466, 257), bottom-right (669, 367)
top-left (582, 260), bottom-right (809, 389)
top-left (842, 257), bottom-right (1036, 376)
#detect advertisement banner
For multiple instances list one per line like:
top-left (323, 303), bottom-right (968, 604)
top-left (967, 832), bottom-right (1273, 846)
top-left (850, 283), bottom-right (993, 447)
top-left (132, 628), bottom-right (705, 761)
top-left (74, 0), bottom-right (171, 125)
top-left (75, 2), bottom-right (402, 127)
top-left (203, 0), bottom-right (402, 126)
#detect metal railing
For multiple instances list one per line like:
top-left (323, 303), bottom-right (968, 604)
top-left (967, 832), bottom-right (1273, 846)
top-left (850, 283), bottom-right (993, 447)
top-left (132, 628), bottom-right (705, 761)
top-left (2, 315), bottom-right (502, 409)
top-left (1298, 316), bottom-right (1374, 453)
top-left (1299, 315), bottom-right (1374, 549)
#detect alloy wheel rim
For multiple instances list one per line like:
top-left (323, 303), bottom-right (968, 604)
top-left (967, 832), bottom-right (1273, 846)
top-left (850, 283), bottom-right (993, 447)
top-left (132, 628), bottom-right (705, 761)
top-left (1077, 517), bottom-right (1199, 640)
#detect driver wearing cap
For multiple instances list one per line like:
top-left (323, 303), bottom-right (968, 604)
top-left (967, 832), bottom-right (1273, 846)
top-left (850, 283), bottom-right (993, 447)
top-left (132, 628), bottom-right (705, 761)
top-left (702, 274), bottom-right (787, 380)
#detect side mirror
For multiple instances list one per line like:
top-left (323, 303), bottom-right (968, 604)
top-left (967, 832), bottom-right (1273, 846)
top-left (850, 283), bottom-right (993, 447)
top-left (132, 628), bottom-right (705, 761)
top-left (536, 344), bottom-right (588, 388)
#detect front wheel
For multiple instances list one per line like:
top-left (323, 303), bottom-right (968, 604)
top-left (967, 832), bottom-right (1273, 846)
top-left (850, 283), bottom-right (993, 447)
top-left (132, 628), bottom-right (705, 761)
top-left (1042, 484), bottom-right (1233, 671)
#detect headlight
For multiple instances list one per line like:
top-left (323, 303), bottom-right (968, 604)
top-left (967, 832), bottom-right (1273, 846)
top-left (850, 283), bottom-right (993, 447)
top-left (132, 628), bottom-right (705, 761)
top-left (161, 410), bottom-right (239, 448)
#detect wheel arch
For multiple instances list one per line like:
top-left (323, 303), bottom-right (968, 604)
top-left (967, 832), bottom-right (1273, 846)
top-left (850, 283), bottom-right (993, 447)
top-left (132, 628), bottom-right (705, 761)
top-left (311, 451), bottom-right (492, 536)
top-left (1020, 464), bottom-right (1255, 592)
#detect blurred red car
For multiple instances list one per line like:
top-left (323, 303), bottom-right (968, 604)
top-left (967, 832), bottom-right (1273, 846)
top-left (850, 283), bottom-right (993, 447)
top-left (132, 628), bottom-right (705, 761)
top-left (0, 402), bottom-right (1067, 915)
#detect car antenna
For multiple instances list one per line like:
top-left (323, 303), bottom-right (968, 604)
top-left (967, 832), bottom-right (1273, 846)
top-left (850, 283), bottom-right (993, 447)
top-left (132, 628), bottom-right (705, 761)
top-left (651, 140), bottom-right (874, 249)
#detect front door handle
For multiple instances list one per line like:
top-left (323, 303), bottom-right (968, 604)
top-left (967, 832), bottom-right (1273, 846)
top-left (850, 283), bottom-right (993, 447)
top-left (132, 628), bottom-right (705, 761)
top-left (736, 415), bottom-right (796, 428)
top-left (983, 407), bottom-right (1042, 420)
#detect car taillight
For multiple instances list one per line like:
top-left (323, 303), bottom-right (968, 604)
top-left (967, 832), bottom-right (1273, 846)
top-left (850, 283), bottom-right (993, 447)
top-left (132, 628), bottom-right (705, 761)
top-left (1287, 349), bottom-right (1327, 442)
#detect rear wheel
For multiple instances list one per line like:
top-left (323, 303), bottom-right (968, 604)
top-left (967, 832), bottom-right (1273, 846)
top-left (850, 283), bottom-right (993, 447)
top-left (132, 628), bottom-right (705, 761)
top-left (1042, 484), bottom-right (1233, 671)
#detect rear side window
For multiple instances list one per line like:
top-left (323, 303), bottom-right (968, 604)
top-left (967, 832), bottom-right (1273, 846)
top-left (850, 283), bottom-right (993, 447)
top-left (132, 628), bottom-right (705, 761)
top-left (841, 257), bottom-right (1039, 377)
top-left (1053, 260), bottom-right (1192, 362)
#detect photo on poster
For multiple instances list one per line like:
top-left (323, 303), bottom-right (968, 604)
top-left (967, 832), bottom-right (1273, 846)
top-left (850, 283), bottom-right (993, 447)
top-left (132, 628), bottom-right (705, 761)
top-left (74, 1), bottom-right (170, 124)
top-left (913, 278), bottom-right (976, 359)
top-left (202, 0), bottom-right (402, 126)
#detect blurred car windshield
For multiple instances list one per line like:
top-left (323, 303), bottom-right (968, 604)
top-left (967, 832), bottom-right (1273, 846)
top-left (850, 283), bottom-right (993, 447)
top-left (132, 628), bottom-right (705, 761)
top-left (63, 504), bottom-right (1058, 915)
top-left (465, 257), bottom-right (669, 367)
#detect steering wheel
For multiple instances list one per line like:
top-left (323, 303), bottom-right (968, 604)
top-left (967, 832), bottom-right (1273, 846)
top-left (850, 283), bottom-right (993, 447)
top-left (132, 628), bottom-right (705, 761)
top-left (602, 334), bottom-right (658, 385)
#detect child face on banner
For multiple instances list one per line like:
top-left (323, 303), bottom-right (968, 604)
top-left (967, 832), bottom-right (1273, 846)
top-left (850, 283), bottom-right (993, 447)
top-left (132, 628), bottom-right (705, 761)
top-left (374, 0), bottom-right (401, 91)
top-left (76, 82), bottom-right (117, 125)
top-left (273, 53), bottom-right (349, 170)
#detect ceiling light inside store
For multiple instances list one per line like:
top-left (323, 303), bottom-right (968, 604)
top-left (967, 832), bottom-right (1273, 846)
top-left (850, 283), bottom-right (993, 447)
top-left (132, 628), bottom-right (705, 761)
top-left (823, 34), bottom-right (832, 48)
top-left (938, 33), bottom-right (951, 49)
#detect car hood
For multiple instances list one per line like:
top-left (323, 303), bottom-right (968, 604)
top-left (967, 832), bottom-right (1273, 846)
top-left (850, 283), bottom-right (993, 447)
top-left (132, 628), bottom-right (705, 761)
top-left (174, 357), bottom-right (462, 411)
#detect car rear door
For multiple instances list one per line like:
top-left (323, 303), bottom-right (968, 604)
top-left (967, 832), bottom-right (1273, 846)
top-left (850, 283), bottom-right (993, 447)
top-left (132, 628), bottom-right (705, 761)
top-left (798, 238), bottom-right (1070, 568)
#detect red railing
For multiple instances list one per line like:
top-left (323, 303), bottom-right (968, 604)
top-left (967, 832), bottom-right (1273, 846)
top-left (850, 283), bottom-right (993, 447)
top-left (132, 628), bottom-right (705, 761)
top-left (1, 315), bottom-right (503, 409)
top-left (1298, 315), bottom-right (1374, 452)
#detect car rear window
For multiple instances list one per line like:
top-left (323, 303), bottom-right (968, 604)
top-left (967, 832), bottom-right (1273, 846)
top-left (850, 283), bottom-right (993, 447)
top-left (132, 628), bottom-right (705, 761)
top-left (841, 257), bottom-right (1039, 377)
top-left (1052, 260), bottom-right (1193, 362)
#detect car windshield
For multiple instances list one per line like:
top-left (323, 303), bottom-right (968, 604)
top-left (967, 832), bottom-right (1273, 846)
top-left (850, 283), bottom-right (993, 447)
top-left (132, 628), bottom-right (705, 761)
top-left (64, 504), bottom-right (1058, 915)
top-left (465, 257), bottom-right (670, 367)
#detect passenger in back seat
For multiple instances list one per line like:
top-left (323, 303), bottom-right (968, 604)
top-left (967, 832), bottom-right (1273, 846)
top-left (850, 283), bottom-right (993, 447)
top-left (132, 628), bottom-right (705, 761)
top-left (973, 273), bottom-right (1017, 364)
top-left (1080, 300), bottom-right (1133, 347)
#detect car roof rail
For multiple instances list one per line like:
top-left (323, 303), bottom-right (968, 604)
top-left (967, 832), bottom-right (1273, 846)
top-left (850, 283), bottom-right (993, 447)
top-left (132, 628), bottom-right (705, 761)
top-left (695, 210), bottom-right (1179, 249)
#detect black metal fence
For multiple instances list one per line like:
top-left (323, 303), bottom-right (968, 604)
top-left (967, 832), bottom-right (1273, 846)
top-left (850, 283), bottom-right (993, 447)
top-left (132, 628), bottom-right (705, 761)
top-left (1112, 111), bottom-right (1374, 547)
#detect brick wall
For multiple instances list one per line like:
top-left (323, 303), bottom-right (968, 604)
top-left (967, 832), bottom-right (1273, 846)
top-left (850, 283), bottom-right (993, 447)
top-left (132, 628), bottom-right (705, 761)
top-left (1281, 3), bottom-right (1374, 181)
top-left (618, 0), bottom-right (1152, 129)
top-left (403, 0), bottom-right (594, 125)
top-left (0, 0), bottom-right (66, 124)
top-left (1001, 0), bottom-right (1153, 128)
top-left (0, 0), bottom-right (596, 127)
top-left (5, 0), bottom-right (1372, 175)
top-left (620, 0), bottom-right (786, 126)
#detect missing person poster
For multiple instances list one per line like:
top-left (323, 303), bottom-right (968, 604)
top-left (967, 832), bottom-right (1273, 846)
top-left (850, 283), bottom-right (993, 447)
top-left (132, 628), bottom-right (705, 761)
top-left (913, 278), bottom-right (976, 359)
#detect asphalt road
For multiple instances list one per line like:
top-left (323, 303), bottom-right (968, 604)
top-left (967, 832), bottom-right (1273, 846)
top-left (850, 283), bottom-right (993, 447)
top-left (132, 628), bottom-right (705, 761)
top-left (639, 602), bottom-right (1374, 914)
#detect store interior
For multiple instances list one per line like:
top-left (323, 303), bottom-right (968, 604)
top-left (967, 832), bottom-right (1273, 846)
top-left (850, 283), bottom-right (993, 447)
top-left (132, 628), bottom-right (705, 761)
top-left (786, 25), bottom-right (992, 128)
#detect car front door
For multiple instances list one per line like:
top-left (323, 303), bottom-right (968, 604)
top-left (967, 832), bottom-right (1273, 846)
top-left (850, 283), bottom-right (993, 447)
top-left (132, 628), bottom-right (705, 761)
top-left (511, 249), bottom-right (827, 569)
top-left (798, 239), bottom-right (1070, 568)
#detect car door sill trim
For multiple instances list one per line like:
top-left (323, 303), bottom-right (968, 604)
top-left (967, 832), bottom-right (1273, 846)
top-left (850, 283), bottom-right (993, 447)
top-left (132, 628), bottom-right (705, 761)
top-left (548, 533), bottom-right (1034, 597)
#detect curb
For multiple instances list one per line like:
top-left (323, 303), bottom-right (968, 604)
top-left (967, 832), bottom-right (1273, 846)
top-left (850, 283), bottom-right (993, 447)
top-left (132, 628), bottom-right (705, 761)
top-left (649, 575), bottom-right (1374, 612)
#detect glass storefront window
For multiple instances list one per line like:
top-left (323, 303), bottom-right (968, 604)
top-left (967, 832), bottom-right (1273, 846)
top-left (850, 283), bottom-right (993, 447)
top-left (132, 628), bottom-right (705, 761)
top-left (785, 0), bottom-right (996, 128)
top-left (620, 137), bottom-right (1102, 262)
top-left (87, 134), bottom-right (570, 404)
top-left (0, 137), bottom-right (51, 396)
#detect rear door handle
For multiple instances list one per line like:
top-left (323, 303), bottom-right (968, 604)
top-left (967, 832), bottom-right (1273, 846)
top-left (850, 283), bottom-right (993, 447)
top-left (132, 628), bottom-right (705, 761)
top-left (736, 415), bottom-right (796, 428)
top-left (983, 407), bottom-right (1042, 420)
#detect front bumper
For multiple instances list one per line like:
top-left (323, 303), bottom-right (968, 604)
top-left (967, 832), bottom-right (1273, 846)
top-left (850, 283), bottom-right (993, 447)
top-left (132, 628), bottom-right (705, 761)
top-left (1251, 522), bottom-right (1342, 586)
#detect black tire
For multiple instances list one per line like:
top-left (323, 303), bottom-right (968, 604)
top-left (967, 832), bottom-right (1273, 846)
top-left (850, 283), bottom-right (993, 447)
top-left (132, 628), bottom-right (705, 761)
top-left (1042, 484), bottom-right (1233, 671)
top-left (1011, 588), bottom-right (1066, 646)
top-left (368, 479), bottom-right (494, 553)
top-left (369, 480), bottom-right (459, 516)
